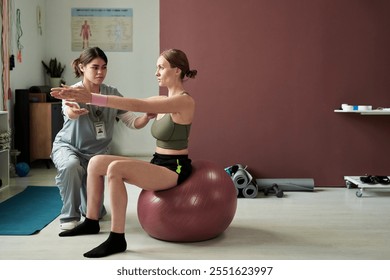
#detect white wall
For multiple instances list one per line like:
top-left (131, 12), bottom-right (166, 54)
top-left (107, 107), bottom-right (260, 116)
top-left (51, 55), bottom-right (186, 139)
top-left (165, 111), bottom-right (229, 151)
top-left (10, 0), bottom-right (47, 92)
top-left (10, 0), bottom-right (159, 156)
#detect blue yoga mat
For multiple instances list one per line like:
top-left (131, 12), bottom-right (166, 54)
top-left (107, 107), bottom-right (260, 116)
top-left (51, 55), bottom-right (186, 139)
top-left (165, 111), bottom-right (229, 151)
top-left (0, 186), bottom-right (62, 235)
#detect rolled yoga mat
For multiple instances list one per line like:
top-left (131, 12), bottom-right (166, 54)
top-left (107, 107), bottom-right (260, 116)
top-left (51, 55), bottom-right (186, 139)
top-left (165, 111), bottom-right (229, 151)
top-left (227, 164), bottom-right (257, 198)
top-left (242, 183), bottom-right (258, 198)
top-left (232, 169), bottom-right (251, 189)
top-left (256, 178), bottom-right (314, 191)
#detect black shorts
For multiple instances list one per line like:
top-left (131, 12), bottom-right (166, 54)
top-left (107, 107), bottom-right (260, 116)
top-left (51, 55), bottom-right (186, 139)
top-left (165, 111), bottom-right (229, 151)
top-left (150, 153), bottom-right (192, 184)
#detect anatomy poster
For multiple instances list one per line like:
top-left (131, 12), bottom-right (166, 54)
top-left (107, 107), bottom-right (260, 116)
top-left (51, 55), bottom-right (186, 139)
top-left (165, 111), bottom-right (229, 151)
top-left (71, 8), bottom-right (133, 52)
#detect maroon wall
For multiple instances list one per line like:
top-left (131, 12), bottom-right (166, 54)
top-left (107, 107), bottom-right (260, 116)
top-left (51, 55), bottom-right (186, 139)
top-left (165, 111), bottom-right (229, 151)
top-left (160, 0), bottom-right (390, 186)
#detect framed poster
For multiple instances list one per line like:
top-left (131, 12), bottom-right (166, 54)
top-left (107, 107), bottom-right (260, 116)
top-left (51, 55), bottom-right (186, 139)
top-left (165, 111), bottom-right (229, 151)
top-left (71, 8), bottom-right (133, 52)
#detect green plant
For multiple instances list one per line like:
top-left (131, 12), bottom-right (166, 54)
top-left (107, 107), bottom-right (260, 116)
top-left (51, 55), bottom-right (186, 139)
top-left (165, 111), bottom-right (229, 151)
top-left (41, 58), bottom-right (65, 78)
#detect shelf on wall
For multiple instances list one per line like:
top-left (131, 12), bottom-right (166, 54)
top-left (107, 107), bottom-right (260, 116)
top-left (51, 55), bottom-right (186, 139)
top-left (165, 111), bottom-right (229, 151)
top-left (334, 109), bottom-right (390, 115)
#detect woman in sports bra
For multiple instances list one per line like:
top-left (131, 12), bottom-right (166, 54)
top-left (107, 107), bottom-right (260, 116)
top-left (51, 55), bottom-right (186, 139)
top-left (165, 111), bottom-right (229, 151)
top-left (50, 49), bottom-right (197, 258)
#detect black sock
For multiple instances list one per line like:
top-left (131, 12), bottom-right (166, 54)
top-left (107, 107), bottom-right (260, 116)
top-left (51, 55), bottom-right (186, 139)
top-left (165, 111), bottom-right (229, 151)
top-left (83, 232), bottom-right (127, 258)
top-left (59, 218), bottom-right (100, 237)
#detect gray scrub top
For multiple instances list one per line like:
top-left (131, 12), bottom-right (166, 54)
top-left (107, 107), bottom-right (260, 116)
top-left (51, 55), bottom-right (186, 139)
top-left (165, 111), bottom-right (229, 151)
top-left (52, 81), bottom-right (127, 160)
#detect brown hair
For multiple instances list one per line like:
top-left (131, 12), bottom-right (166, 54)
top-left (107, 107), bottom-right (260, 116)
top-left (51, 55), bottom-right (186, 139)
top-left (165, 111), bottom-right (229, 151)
top-left (161, 49), bottom-right (197, 80)
top-left (72, 47), bottom-right (108, 78)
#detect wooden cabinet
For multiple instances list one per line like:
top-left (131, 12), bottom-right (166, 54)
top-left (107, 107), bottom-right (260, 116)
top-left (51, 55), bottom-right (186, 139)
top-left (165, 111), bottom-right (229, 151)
top-left (0, 111), bottom-right (10, 188)
top-left (29, 102), bottom-right (63, 163)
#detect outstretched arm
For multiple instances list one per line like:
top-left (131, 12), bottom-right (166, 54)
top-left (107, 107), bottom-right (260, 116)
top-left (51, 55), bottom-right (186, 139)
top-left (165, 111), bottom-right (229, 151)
top-left (106, 94), bottom-right (193, 114)
top-left (51, 85), bottom-right (194, 115)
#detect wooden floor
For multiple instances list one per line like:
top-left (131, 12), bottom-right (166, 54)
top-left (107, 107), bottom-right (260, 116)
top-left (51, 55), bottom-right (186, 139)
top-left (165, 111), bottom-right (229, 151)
top-left (1, 160), bottom-right (390, 261)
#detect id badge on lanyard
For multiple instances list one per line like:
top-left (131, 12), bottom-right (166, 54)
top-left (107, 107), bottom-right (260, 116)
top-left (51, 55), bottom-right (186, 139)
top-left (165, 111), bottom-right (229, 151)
top-left (94, 121), bottom-right (107, 140)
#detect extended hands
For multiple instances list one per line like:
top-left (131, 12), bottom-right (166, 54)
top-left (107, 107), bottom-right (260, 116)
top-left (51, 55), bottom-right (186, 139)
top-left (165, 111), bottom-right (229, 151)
top-left (65, 102), bottom-right (89, 117)
top-left (50, 85), bottom-right (93, 104)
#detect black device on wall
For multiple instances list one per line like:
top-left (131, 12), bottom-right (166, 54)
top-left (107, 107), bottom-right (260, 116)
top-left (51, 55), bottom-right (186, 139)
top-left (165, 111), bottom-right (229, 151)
top-left (14, 89), bottom-right (30, 163)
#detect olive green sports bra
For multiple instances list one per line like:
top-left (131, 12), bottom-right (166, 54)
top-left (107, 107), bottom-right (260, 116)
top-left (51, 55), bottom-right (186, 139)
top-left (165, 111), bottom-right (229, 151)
top-left (151, 113), bottom-right (191, 150)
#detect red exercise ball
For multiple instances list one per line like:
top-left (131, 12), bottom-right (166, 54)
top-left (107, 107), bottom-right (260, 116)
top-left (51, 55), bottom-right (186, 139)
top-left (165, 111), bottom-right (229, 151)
top-left (137, 159), bottom-right (237, 242)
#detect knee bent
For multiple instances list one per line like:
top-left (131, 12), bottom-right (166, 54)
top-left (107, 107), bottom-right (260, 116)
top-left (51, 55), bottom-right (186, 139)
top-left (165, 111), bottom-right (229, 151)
top-left (58, 158), bottom-right (84, 174)
top-left (87, 155), bottom-right (105, 173)
top-left (106, 161), bottom-right (121, 178)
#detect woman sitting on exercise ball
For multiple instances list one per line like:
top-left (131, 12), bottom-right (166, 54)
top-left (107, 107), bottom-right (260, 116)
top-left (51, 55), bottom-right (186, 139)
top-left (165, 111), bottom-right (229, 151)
top-left (50, 48), bottom-right (197, 258)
